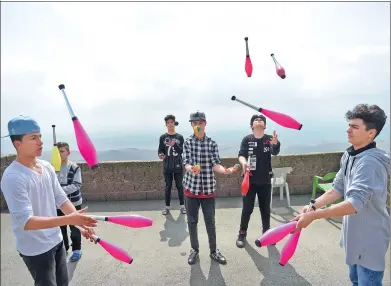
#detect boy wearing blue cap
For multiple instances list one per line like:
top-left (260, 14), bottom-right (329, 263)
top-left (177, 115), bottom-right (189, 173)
top-left (1, 115), bottom-right (97, 286)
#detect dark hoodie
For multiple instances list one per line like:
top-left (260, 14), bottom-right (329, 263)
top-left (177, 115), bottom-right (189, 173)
top-left (158, 133), bottom-right (184, 173)
top-left (332, 142), bottom-right (390, 271)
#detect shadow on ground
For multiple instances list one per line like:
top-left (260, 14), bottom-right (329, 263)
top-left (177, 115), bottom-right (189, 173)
top-left (189, 260), bottom-right (227, 286)
top-left (268, 196), bottom-right (342, 231)
top-left (67, 259), bottom-right (79, 282)
top-left (75, 195), bottom-right (317, 213)
top-left (245, 244), bottom-right (311, 286)
top-left (81, 197), bottom-right (246, 213)
top-left (159, 212), bottom-right (189, 247)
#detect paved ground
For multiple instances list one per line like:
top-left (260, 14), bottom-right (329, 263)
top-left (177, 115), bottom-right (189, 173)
top-left (1, 195), bottom-right (390, 286)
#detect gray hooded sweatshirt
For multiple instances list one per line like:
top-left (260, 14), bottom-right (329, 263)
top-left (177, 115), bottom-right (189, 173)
top-left (332, 142), bottom-right (390, 271)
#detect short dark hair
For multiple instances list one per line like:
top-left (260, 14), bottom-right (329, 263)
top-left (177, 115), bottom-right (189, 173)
top-left (164, 114), bottom-right (175, 122)
top-left (56, 142), bottom-right (70, 151)
top-left (164, 114), bottom-right (178, 126)
top-left (10, 134), bottom-right (25, 143)
top-left (345, 104), bottom-right (387, 138)
top-left (10, 134), bottom-right (25, 149)
top-left (250, 114), bottom-right (267, 126)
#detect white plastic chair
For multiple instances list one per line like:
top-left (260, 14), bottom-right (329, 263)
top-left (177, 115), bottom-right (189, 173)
top-left (270, 167), bottom-right (293, 207)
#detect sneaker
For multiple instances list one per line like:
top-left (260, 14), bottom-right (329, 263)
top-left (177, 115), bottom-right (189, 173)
top-left (180, 206), bottom-right (186, 214)
top-left (210, 249), bottom-right (227, 265)
top-left (162, 207), bottom-right (170, 215)
top-left (188, 248), bottom-right (199, 265)
top-left (236, 230), bottom-right (247, 248)
top-left (70, 250), bottom-right (82, 262)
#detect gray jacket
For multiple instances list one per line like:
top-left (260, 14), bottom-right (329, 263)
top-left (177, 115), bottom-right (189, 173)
top-left (333, 142), bottom-right (390, 271)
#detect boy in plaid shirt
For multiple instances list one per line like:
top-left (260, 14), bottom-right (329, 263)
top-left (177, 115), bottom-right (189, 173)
top-left (183, 111), bottom-right (240, 265)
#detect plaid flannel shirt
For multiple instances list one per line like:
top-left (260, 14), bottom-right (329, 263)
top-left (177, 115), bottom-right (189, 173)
top-left (182, 134), bottom-right (221, 195)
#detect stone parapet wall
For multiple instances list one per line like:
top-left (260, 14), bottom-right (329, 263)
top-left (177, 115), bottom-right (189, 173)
top-left (1, 152), bottom-right (389, 212)
top-left (2, 152), bottom-right (352, 210)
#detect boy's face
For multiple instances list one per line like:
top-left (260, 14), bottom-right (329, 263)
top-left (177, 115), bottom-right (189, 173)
top-left (59, 147), bottom-right (70, 161)
top-left (346, 118), bottom-right (376, 146)
top-left (252, 118), bottom-right (265, 129)
top-left (166, 119), bottom-right (175, 129)
top-left (14, 132), bottom-right (43, 157)
top-left (191, 120), bottom-right (206, 132)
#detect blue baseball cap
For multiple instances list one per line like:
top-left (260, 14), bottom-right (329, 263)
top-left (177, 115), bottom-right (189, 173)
top-left (1, 115), bottom-right (41, 138)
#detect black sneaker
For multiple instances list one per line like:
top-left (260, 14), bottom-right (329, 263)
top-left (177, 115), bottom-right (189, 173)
top-left (210, 249), bottom-right (227, 265)
top-left (236, 230), bottom-right (247, 248)
top-left (188, 249), bottom-right (199, 265)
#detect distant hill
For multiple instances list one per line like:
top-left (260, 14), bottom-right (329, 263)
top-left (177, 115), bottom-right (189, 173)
top-left (3, 139), bottom-right (387, 163)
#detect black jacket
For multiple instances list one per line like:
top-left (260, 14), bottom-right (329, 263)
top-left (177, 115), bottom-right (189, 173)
top-left (158, 133), bottom-right (184, 173)
top-left (238, 134), bottom-right (281, 185)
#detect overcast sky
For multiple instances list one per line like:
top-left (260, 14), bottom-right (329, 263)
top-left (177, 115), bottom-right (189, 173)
top-left (1, 2), bottom-right (390, 153)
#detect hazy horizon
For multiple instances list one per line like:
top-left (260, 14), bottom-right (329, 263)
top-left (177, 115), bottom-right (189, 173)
top-left (1, 2), bottom-right (390, 157)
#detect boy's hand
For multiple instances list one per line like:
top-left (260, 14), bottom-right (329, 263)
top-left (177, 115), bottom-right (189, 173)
top-left (225, 164), bottom-right (241, 174)
top-left (271, 130), bottom-right (278, 145)
top-left (79, 225), bottom-right (96, 242)
top-left (66, 207), bottom-right (98, 227)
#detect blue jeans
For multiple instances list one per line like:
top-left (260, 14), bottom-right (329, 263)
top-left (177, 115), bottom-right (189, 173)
top-left (349, 264), bottom-right (384, 286)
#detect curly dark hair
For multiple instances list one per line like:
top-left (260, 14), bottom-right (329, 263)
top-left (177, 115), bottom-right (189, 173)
top-left (345, 104), bottom-right (387, 138)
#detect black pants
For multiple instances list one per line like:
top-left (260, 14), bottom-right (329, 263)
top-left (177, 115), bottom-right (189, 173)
top-left (240, 183), bottom-right (272, 232)
top-left (185, 196), bottom-right (216, 252)
top-left (57, 204), bottom-right (82, 251)
top-left (164, 172), bottom-right (184, 206)
top-left (19, 241), bottom-right (68, 286)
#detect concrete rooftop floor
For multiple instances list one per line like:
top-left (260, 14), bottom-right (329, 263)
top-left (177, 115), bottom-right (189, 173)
top-left (1, 195), bottom-right (390, 286)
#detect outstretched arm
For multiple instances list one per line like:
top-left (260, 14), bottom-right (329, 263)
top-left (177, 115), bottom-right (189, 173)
top-left (292, 161), bottom-right (379, 232)
top-left (211, 141), bottom-right (233, 174)
top-left (311, 154), bottom-right (346, 210)
top-left (238, 137), bottom-right (249, 167)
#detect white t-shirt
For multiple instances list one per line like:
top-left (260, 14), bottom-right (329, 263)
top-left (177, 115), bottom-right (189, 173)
top-left (1, 159), bottom-right (69, 256)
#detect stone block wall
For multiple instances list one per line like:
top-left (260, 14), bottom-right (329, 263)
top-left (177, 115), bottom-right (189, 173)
top-left (65, 152), bottom-right (346, 202)
top-left (1, 152), bottom-right (342, 209)
top-left (1, 152), bottom-right (389, 212)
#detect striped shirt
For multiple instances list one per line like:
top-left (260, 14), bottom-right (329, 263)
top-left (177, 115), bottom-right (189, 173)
top-left (57, 161), bottom-right (82, 206)
top-left (182, 134), bottom-right (221, 196)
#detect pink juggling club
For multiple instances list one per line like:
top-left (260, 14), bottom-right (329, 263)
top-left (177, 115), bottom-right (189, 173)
top-left (90, 214), bottom-right (153, 228)
top-left (75, 226), bottom-right (133, 264)
top-left (271, 53), bottom-right (286, 79)
top-left (231, 96), bottom-right (303, 130)
top-left (255, 221), bottom-right (297, 247)
top-left (279, 230), bottom-right (301, 266)
top-left (244, 37), bottom-right (253, 77)
top-left (58, 84), bottom-right (99, 169)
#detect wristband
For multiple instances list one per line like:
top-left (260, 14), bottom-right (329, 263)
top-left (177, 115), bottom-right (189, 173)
top-left (309, 199), bottom-right (316, 210)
